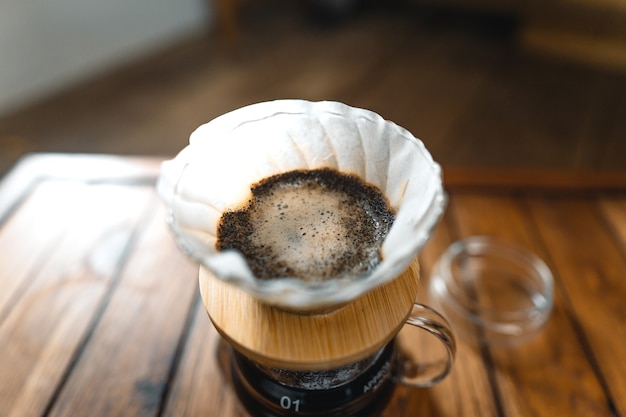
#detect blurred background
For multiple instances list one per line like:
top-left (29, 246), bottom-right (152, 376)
top-left (1, 0), bottom-right (625, 177)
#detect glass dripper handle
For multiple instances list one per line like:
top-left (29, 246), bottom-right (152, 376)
top-left (394, 303), bottom-right (456, 387)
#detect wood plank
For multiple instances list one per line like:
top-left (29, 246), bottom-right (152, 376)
top-left (0, 182), bottom-right (84, 322)
top-left (527, 195), bottom-right (626, 416)
top-left (161, 301), bottom-right (243, 417)
top-left (598, 196), bottom-right (626, 247)
top-left (443, 167), bottom-right (626, 190)
top-left (448, 192), bottom-right (616, 416)
top-left (0, 182), bottom-right (154, 417)
top-left (46, 201), bottom-right (198, 417)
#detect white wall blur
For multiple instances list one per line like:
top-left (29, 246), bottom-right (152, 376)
top-left (0, 0), bottom-right (212, 116)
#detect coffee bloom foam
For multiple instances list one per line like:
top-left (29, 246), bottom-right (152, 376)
top-left (157, 100), bottom-right (446, 312)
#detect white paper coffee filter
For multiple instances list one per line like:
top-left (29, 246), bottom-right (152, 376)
top-left (157, 100), bottom-right (446, 311)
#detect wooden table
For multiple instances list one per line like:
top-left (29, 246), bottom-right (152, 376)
top-left (1, 153), bottom-right (625, 417)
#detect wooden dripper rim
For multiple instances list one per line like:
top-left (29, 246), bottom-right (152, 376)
top-left (199, 258), bottom-right (420, 371)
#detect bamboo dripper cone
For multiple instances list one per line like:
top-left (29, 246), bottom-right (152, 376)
top-left (199, 258), bottom-right (420, 371)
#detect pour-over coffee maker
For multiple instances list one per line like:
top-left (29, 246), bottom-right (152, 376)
top-left (157, 100), bottom-right (455, 416)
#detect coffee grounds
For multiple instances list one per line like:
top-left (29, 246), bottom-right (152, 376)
top-left (217, 168), bottom-right (395, 283)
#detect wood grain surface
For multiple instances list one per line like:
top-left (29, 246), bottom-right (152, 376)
top-left (1, 154), bottom-right (625, 417)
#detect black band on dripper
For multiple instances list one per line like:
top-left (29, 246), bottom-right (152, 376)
top-left (230, 342), bottom-right (396, 417)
